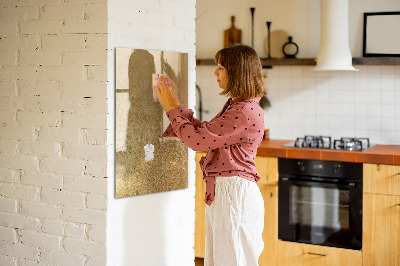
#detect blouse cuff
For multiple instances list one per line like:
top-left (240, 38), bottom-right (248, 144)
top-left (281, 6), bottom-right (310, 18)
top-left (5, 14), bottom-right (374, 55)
top-left (162, 124), bottom-right (177, 137)
top-left (166, 108), bottom-right (181, 123)
top-left (177, 104), bottom-right (193, 118)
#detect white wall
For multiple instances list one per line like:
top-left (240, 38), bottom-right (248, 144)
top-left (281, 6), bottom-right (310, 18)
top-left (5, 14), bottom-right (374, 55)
top-left (196, 0), bottom-right (400, 58)
top-left (107, 1), bottom-right (197, 266)
top-left (196, 0), bottom-right (400, 145)
top-left (0, 1), bottom-right (108, 265)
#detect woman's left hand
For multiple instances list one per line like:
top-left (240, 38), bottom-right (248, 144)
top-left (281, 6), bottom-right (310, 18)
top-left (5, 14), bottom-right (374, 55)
top-left (153, 76), bottom-right (175, 113)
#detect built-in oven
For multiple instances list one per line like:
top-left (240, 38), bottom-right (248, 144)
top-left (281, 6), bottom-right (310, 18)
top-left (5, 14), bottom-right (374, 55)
top-left (278, 158), bottom-right (363, 250)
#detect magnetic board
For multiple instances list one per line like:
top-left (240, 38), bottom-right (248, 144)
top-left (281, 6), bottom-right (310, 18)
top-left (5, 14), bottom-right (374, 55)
top-left (115, 48), bottom-right (188, 198)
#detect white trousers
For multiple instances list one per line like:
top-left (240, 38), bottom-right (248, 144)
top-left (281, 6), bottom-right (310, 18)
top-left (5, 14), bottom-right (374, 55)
top-left (205, 176), bottom-right (264, 266)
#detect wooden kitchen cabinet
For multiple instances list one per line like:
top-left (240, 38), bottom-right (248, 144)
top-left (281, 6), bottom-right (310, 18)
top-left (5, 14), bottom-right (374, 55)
top-left (276, 241), bottom-right (362, 266)
top-left (256, 156), bottom-right (278, 266)
top-left (364, 163), bottom-right (400, 196)
top-left (255, 156), bottom-right (278, 186)
top-left (258, 184), bottom-right (278, 266)
top-left (363, 193), bottom-right (400, 266)
top-left (363, 163), bottom-right (400, 266)
top-left (195, 152), bottom-right (207, 258)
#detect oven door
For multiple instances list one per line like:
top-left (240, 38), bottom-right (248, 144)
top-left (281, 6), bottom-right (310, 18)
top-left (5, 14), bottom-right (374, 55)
top-left (278, 176), bottom-right (362, 250)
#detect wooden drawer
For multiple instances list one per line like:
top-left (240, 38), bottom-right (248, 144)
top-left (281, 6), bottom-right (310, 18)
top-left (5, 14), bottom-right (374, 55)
top-left (277, 241), bottom-right (362, 266)
top-left (364, 164), bottom-right (400, 196)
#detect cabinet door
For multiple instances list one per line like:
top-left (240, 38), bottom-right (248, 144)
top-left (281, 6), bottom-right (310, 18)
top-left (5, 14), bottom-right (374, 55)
top-left (259, 185), bottom-right (278, 266)
top-left (255, 156), bottom-right (278, 186)
top-left (277, 241), bottom-right (362, 266)
top-left (364, 164), bottom-right (400, 196)
top-left (195, 152), bottom-right (207, 258)
top-left (363, 193), bottom-right (400, 266)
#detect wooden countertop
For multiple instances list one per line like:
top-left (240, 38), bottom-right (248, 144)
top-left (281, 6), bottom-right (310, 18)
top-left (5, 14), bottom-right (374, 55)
top-left (257, 139), bottom-right (400, 165)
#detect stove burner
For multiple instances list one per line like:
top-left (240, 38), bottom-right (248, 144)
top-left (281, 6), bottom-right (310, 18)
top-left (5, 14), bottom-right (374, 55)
top-left (295, 135), bottom-right (332, 149)
top-left (286, 136), bottom-right (372, 151)
top-left (333, 137), bottom-right (370, 151)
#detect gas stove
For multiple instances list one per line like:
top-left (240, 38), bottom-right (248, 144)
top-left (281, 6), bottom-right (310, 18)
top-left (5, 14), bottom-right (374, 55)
top-left (283, 135), bottom-right (373, 151)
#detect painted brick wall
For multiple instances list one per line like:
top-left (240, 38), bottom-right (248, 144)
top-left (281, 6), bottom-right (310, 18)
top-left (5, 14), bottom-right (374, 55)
top-left (0, 1), bottom-right (108, 265)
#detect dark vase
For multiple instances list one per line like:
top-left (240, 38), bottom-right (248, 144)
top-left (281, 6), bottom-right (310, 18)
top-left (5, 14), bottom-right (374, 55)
top-left (282, 36), bottom-right (299, 58)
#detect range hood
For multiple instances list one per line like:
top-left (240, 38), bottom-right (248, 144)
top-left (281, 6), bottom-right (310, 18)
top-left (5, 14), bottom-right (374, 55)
top-left (314, 0), bottom-right (358, 71)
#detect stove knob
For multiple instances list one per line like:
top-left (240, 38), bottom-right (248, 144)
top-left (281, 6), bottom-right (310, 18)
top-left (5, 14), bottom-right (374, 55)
top-left (334, 164), bottom-right (341, 174)
top-left (298, 161), bottom-right (305, 171)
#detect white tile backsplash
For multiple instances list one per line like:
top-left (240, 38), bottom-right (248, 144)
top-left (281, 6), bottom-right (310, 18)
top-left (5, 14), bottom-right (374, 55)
top-left (367, 77), bottom-right (382, 91)
top-left (381, 66), bottom-right (395, 77)
top-left (382, 105), bottom-right (395, 118)
top-left (382, 117), bottom-right (396, 131)
top-left (196, 65), bottom-right (400, 144)
top-left (341, 89), bottom-right (355, 104)
top-left (382, 90), bottom-right (395, 104)
top-left (368, 104), bottom-right (382, 118)
top-left (367, 91), bottom-right (381, 105)
top-left (355, 104), bottom-right (368, 117)
top-left (382, 78), bottom-right (395, 91)
top-left (355, 117), bottom-right (368, 130)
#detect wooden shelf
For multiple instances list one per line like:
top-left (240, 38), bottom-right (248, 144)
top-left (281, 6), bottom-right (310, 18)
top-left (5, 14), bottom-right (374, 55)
top-left (196, 58), bottom-right (316, 68)
top-left (196, 57), bottom-right (400, 67)
top-left (260, 58), bottom-right (316, 67)
top-left (352, 57), bottom-right (400, 65)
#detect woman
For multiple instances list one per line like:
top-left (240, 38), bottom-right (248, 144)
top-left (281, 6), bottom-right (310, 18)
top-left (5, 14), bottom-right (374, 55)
top-left (153, 44), bottom-right (266, 266)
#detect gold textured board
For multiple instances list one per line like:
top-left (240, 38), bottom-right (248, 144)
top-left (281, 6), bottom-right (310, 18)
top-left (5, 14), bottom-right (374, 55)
top-left (115, 48), bottom-right (188, 198)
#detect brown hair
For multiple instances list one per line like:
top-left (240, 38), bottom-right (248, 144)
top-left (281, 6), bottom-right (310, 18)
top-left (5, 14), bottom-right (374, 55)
top-left (214, 44), bottom-right (266, 99)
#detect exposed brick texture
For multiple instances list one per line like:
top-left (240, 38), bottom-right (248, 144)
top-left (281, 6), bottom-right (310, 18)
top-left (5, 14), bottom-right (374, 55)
top-left (0, 1), bottom-right (108, 264)
top-left (0, 0), bottom-right (197, 264)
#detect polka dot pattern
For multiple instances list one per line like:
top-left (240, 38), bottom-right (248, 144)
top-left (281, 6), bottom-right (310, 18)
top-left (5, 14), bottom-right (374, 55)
top-left (162, 98), bottom-right (265, 205)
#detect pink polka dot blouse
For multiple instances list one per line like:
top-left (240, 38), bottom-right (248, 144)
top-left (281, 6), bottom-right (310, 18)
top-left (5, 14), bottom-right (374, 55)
top-left (163, 97), bottom-right (265, 205)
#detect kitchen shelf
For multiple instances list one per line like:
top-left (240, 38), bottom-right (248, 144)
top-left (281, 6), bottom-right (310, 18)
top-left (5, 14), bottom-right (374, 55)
top-left (352, 57), bottom-right (400, 65)
top-left (196, 57), bottom-right (400, 67)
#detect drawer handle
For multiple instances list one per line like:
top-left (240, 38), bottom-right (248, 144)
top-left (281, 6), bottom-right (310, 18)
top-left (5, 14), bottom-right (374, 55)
top-left (307, 252), bottom-right (328, 256)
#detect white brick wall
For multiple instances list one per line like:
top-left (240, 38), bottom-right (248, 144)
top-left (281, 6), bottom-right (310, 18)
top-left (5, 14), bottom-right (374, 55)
top-left (0, 0), bottom-right (108, 265)
top-left (1, 0), bottom-right (198, 264)
top-left (64, 222), bottom-right (85, 239)
top-left (0, 226), bottom-right (17, 243)
top-left (40, 249), bottom-right (85, 266)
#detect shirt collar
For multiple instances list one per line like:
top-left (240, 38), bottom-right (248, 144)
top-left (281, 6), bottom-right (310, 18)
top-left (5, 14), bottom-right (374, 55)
top-left (228, 97), bottom-right (261, 105)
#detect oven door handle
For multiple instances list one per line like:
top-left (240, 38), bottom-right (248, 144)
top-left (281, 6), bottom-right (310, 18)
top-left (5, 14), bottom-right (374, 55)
top-left (280, 177), bottom-right (356, 189)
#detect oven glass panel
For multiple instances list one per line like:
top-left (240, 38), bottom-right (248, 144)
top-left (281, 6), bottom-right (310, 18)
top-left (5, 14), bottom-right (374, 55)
top-left (290, 185), bottom-right (350, 244)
